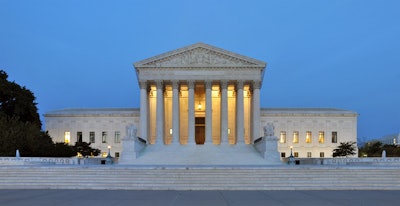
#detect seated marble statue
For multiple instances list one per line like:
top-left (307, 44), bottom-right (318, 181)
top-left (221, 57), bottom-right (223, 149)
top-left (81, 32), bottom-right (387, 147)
top-left (264, 123), bottom-right (274, 137)
top-left (127, 124), bottom-right (137, 139)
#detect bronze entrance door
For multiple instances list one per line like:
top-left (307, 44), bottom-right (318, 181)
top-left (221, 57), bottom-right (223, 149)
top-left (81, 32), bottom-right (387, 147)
top-left (195, 117), bottom-right (205, 144)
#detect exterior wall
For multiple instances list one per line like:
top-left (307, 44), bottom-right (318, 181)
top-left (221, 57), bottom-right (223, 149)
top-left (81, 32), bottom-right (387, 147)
top-left (260, 108), bottom-right (358, 158)
top-left (44, 109), bottom-right (140, 157)
top-left (45, 108), bottom-right (357, 159)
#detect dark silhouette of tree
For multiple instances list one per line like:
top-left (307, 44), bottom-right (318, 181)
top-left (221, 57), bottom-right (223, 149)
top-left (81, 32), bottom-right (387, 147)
top-left (333, 141), bottom-right (357, 157)
top-left (0, 70), bottom-right (41, 128)
top-left (358, 141), bottom-right (400, 157)
top-left (73, 142), bottom-right (100, 157)
top-left (0, 70), bottom-right (91, 157)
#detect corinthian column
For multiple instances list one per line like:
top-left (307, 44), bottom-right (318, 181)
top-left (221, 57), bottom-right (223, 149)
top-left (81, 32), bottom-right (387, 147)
top-left (156, 80), bottom-right (164, 145)
top-left (220, 80), bottom-right (228, 143)
top-left (187, 80), bottom-right (195, 144)
top-left (236, 80), bottom-right (244, 144)
top-left (205, 80), bottom-right (212, 144)
top-left (251, 81), bottom-right (261, 143)
top-left (172, 80), bottom-right (180, 144)
top-left (139, 81), bottom-right (148, 143)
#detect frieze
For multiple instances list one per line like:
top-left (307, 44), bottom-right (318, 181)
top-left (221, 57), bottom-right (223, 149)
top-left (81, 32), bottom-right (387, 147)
top-left (142, 47), bottom-right (258, 67)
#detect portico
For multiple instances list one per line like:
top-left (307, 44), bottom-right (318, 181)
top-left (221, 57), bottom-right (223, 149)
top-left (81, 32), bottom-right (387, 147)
top-left (134, 43), bottom-right (267, 146)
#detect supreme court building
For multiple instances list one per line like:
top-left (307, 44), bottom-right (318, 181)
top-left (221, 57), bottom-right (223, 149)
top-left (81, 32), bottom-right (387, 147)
top-left (45, 43), bottom-right (358, 162)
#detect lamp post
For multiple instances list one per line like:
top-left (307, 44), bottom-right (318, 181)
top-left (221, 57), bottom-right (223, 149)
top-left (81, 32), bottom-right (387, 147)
top-left (105, 145), bottom-right (113, 165)
top-left (288, 146), bottom-right (295, 165)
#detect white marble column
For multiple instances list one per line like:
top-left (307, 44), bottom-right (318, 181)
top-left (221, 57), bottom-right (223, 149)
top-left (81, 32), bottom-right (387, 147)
top-left (205, 80), bottom-right (212, 144)
top-left (172, 80), bottom-right (180, 144)
top-left (187, 80), bottom-right (195, 144)
top-left (220, 80), bottom-right (228, 143)
top-left (236, 81), bottom-right (244, 144)
top-left (156, 80), bottom-right (164, 145)
top-left (251, 81), bottom-right (261, 143)
top-left (139, 81), bottom-right (148, 143)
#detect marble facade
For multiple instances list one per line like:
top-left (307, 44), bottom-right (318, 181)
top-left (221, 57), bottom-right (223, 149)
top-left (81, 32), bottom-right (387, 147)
top-left (44, 43), bottom-right (358, 160)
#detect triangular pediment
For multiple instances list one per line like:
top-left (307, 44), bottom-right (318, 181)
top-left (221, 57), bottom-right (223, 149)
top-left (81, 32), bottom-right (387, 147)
top-left (134, 43), bottom-right (266, 68)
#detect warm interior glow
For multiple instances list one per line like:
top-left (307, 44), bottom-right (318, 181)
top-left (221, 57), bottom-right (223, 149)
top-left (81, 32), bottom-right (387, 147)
top-left (197, 102), bottom-right (202, 110)
top-left (64, 132), bottom-right (70, 144)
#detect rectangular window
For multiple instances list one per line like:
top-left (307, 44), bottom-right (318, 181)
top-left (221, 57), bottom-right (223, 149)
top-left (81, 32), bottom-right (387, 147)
top-left (306, 131), bottom-right (312, 143)
top-left (281, 152), bottom-right (286, 158)
top-left (114, 131), bottom-right (121, 143)
top-left (77, 131), bottom-right (83, 143)
top-left (89, 132), bottom-right (95, 143)
top-left (332, 131), bottom-right (338, 143)
top-left (115, 152), bottom-right (120, 158)
top-left (280, 131), bottom-right (286, 143)
top-left (294, 152), bottom-right (299, 157)
top-left (293, 131), bottom-right (299, 143)
top-left (102, 131), bottom-right (107, 143)
top-left (307, 152), bottom-right (312, 158)
top-left (64, 132), bottom-right (70, 144)
top-left (320, 152), bottom-right (325, 158)
top-left (319, 131), bottom-right (325, 143)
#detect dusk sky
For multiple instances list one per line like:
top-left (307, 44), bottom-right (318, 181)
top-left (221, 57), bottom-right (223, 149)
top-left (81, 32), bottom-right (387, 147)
top-left (1, 0), bottom-right (399, 140)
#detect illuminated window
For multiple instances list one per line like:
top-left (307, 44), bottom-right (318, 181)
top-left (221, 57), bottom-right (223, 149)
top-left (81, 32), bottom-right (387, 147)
top-left (306, 131), bottom-right (312, 143)
top-left (114, 131), bottom-right (121, 143)
top-left (294, 152), bottom-right (299, 157)
top-left (280, 131), bottom-right (286, 143)
top-left (319, 131), bottom-right (325, 143)
top-left (64, 132), bottom-right (70, 144)
top-left (307, 152), bottom-right (312, 158)
top-left (293, 131), bottom-right (299, 143)
top-left (332, 131), bottom-right (338, 143)
top-left (89, 132), bottom-right (95, 143)
top-left (77, 131), bottom-right (82, 143)
top-left (102, 132), bottom-right (107, 143)
top-left (101, 152), bottom-right (108, 157)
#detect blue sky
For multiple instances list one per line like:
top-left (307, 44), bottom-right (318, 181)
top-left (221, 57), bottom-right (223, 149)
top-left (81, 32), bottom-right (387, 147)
top-left (1, 0), bottom-right (399, 139)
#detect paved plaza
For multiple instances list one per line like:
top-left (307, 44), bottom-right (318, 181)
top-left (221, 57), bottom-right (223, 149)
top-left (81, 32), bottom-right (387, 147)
top-left (0, 189), bottom-right (399, 206)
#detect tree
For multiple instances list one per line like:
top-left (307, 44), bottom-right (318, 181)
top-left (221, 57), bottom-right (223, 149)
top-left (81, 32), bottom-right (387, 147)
top-left (358, 141), bottom-right (400, 157)
top-left (0, 69), bottom-right (86, 157)
top-left (73, 142), bottom-right (101, 157)
top-left (333, 141), bottom-right (357, 157)
top-left (0, 70), bottom-right (41, 128)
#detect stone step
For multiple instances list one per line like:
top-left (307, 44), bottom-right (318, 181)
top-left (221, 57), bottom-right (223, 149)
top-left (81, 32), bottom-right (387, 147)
top-left (1, 166), bottom-right (400, 190)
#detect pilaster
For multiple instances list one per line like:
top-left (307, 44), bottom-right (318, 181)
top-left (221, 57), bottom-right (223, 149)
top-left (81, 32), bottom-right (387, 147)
top-left (220, 80), bottom-right (228, 143)
top-left (156, 80), bottom-right (164, 145)
top-left (187, 80), bottom-right (195, 144)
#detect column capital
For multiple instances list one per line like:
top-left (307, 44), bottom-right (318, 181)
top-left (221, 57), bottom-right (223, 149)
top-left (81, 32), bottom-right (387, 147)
top-left (205, 80), bottom-right (212, 89)
top-left (139, 81), bottom-right (148, 89)
top-left (236, 80), bottom-right (244, 89)
top-left (252, 80), bottom-right (261, 90)
top-left (188, 80), bottom-right (195, 89)
top-left (220, 80), bottom-right (228, 89)
top-left (172, 80), bottom-right (179, 89)
top-left (156, 80), bottom-right (163, 88)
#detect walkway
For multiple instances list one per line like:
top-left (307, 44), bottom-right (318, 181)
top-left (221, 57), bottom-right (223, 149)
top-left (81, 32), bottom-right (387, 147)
top-left (0, 189), bottom-right (399, 206)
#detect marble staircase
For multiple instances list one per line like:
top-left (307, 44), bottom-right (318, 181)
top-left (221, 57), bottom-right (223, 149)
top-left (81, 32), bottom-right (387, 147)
top-left (1, 165), bottom-right (400, 190)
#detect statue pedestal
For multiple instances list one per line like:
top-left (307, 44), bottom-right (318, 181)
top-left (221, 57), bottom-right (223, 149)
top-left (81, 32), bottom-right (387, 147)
top-left (119, 137), bottom-right (136, 164)
top-left (264, 136), bottom-right (281, 163)
top-left (253, 135), bottom-right (281, 164)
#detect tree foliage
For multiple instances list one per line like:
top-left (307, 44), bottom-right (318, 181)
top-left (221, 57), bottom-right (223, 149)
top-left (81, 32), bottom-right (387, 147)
top-left (0, 69), bottom-right (100, 157)
top-left (358, 141), bottom-right (400, 157)
top-left (333, 141), bottom-right (357, 157)
top-left (73, 142), bottom-right (101, 157)
top-left (0, 70), bottom-right (41, 128)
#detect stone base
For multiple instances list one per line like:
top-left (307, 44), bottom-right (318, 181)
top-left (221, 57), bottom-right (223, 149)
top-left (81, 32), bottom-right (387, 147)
top-left (118, 143), bottom-right (283, 165)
